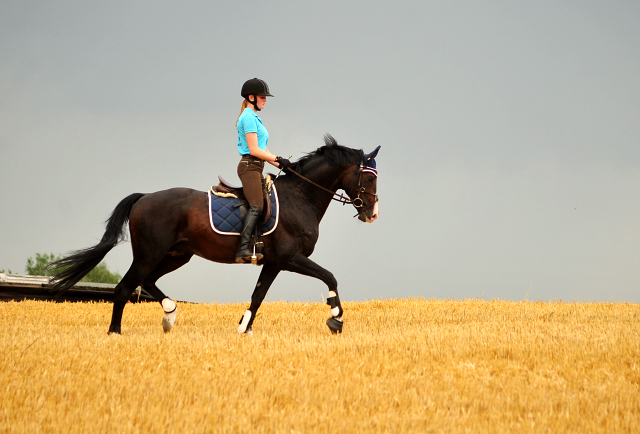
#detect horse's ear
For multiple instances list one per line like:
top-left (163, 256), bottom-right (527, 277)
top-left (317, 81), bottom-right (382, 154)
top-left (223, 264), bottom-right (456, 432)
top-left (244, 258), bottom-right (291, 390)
top-left (365, 146), bottom-right (380, 161)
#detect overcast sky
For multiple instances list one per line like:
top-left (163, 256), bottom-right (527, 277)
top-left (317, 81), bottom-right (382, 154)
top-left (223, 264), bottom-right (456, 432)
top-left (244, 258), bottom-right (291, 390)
top-left (1, 1), bottom-right (638, 304)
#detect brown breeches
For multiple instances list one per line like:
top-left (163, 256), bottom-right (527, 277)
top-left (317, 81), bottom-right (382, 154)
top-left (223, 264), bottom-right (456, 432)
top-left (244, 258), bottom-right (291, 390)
top-left (237, 155), bottom-right (265, 213)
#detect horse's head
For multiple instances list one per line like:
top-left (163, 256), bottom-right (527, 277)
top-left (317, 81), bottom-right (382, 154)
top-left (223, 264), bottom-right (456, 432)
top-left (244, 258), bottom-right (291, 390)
top-left (343, 146), bottom-right (380, 223)
top-left (286, 136), bottom-right (379, 222)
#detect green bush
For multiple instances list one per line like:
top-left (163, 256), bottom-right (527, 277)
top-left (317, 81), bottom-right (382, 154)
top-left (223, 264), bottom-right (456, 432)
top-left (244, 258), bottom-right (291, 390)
top-left (25, 253), bottom-right (122, 284)
top-left (26, 253), bottom-right (59, 276)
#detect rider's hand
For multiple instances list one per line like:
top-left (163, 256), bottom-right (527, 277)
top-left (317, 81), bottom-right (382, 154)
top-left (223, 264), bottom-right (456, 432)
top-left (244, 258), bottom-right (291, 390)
top-left (275, 156), bottom-right (292, 171)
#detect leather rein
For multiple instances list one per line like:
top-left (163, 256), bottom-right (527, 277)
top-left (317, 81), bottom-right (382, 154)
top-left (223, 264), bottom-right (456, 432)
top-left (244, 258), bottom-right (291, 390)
top-left (282, 161), bottom-right (378, 217)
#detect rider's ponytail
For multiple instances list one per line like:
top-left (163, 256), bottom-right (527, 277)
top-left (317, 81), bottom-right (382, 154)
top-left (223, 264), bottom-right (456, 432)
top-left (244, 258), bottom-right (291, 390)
top-left (235, 100), bottom-right (250, 127)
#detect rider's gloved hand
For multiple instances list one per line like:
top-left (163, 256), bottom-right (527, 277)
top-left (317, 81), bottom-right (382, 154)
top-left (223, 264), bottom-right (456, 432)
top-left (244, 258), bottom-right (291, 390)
top-left (275, 156), bottom-right (292, 171)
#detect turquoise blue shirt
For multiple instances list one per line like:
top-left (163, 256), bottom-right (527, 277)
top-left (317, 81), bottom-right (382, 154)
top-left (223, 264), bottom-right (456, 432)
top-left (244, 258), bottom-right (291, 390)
top-left (237, 108), bottom-right (269, 155)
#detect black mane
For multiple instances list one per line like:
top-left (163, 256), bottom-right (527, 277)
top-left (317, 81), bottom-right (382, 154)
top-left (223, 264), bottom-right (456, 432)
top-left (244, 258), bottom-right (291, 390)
top-left (292, 134), bottom-right (362, 171)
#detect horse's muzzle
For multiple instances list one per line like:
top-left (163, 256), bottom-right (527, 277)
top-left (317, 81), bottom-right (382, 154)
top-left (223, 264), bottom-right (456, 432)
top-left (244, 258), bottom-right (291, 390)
top-left (360, 202), bottom-right (378, 223)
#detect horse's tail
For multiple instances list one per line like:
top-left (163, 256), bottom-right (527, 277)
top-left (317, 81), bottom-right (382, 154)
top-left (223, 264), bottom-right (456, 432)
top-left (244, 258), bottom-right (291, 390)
top-left (49, 193), bottom-right (146, 294)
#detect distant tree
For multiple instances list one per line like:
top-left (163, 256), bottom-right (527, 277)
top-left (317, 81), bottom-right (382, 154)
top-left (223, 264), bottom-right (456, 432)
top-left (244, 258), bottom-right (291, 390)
top-left (26, 253), bottom-right (60, 276)
top-left (0, 268), bottom-right (13, 274)
top-left (25, 253), bottom-right (122, 284)
top-left (82, 262), bottom-right (122, 284)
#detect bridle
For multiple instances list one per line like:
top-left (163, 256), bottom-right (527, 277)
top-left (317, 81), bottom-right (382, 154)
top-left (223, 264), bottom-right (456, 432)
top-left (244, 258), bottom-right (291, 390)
top-left (282, 156), bottom-right (378, 218)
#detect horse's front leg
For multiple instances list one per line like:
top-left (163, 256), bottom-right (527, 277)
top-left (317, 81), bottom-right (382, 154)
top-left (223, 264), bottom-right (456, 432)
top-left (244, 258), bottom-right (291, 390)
top-left (238, 264), bottom-right (281, 335)
top-left (282, 254), bottom-right (343, 334)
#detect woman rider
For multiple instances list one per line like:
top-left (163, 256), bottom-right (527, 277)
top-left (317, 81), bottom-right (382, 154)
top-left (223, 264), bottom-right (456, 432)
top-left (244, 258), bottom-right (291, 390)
top-left (235, 78), bottom-right (291, 263)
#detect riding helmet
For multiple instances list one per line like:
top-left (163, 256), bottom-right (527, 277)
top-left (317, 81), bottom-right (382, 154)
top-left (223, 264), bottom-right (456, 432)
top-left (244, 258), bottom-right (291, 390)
top-left (241, 78), bottom-right (273, 99)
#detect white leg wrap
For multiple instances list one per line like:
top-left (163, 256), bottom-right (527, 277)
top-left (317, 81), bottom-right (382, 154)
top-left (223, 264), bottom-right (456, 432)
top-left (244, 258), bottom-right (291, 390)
top-left (162, 298), bottom-right (176, 313)
top-left (162, 299), bottom-right (177, 333)
top-left (327, 291), bottom-right (340, 317)
top-left (238, 310), bottom-right (252, 334)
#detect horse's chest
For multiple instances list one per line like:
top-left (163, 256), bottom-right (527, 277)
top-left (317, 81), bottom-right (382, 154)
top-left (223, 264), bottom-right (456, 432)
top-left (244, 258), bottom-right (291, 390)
top-left (297, 229), bottom-right (319, 254)
top-left (300, 229), bottom-right (318, 244)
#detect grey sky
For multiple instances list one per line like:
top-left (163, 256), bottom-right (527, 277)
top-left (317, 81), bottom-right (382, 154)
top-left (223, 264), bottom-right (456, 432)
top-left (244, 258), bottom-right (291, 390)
top-left (1, 1), bottom-right (638, 303)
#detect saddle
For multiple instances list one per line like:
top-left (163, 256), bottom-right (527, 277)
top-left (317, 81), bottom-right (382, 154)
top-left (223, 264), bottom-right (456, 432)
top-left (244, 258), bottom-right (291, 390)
top-left (211, 175), bottom-right (273, 227)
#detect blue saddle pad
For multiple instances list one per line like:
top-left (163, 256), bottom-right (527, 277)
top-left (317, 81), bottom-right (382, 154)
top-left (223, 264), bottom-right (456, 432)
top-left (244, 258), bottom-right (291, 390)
top-left (207, 185), bottom-right (279, 236)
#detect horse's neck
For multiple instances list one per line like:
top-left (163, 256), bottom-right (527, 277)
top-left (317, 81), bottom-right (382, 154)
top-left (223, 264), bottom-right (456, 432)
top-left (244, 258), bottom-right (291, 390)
top-left (284, 160), bottom-right (351, 222)
top-left (301, 159), bottom-right (346, 192)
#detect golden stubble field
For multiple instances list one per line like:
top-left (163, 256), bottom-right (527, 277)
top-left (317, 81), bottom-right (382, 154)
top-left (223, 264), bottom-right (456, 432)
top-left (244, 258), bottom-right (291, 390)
top-left (1, 298), bottom-right (638, 433)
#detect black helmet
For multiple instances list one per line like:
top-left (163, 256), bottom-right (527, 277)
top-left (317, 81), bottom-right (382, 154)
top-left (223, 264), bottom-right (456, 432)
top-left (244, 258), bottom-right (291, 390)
top-left (241, 78), bottom-right (273, 99)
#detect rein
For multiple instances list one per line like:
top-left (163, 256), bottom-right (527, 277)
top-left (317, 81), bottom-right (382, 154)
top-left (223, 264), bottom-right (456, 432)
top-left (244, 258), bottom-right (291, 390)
top-left (285, 169), bottom-right (352, 204)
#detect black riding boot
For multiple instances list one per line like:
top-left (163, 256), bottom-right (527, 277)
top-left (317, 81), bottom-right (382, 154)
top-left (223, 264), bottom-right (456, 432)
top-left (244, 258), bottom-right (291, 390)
top-left (235, 205), bottom-right (263, 263)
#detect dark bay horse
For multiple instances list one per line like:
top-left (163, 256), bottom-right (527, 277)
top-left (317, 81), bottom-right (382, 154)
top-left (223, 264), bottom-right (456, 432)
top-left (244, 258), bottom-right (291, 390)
top-left (50, 135), bottom-right (380, 335)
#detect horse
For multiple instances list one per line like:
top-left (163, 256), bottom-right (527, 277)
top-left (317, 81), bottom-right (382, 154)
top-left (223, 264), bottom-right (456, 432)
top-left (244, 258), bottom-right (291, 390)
top-left (50, 135), bottom-right (380, 335)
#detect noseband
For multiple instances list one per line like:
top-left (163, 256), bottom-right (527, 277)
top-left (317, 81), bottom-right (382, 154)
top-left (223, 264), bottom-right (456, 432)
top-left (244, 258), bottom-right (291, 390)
top-left (282, 158), bottom-right (378, 218)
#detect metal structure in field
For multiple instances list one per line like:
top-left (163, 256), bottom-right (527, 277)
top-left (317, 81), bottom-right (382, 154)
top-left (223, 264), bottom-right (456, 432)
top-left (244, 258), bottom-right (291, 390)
top-left (0, 273), bottom-right (153, 303)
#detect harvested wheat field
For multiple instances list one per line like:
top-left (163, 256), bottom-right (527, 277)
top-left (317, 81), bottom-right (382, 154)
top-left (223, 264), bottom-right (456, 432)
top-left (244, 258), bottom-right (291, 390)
top-left (1, 299), bottom-right (639, 433)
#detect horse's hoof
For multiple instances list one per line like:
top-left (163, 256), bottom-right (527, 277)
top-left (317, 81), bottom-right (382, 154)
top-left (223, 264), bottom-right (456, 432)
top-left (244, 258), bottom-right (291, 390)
top-left (326, 317), bottom-right (343, 334)
top-left (237, 310), bottom-right (252, 334)
top-left (162, 301), bottom-right (178, 333)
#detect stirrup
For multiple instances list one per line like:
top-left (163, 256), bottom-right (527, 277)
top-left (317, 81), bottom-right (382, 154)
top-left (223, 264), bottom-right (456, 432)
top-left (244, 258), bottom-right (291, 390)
top-left (235, 251), bottom-right (252, 263)
top-left (251, 238), bottom-right (264, 264)
top-left (250, 252), bottom-right (264, 265)
top-left (235, 250), bottom-right (263, 264)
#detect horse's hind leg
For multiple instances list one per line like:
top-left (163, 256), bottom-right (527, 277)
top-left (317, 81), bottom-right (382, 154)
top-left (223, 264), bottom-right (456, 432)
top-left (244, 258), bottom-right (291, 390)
top-left (140, 253), bottom-right (193, 333)
top-left (108, 260), bottom-right (157, 334)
